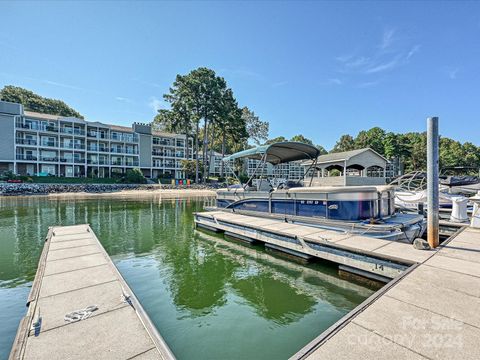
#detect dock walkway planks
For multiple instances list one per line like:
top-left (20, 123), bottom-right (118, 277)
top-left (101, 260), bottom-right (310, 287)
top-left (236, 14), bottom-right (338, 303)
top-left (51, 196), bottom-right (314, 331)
top-left (9, 224), bottom-right (175, 360)
top-left (194, 211), bottom-right (438, 279)
top-left (295, 226), bottom-right (480, 360)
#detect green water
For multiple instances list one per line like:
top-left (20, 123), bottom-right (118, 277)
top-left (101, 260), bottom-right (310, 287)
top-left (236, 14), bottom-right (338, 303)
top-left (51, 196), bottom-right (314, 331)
top-left (0, 195), bottom-right (375, 360)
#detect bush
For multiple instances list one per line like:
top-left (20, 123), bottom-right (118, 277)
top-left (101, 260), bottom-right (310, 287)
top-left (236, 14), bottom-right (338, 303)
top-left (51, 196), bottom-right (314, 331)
top-left (124, 168), bottom-right (147, 184)
top-left (18, 175), bottom-right (33, 183)
top-left (238, 173), bottom-right (249, 184)
top-left (1, 170), bottom-right (17, 180)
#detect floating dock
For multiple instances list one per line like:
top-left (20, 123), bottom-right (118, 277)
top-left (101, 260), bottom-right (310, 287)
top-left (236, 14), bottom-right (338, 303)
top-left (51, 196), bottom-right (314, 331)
top-left (194, 211), bottom-right (438, 282)
top-left (9, 224), bottom-right (175, 360)
top-left (195, 211), bottom-right (480, 359)
top-left (294, 226), bottom-right (480, 359)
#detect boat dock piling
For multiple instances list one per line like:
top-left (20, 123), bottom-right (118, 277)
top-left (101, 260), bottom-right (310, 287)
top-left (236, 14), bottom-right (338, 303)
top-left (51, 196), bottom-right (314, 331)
top-left (9, 224), bottom-right (175, 360)
top-left (427, 116), bottom-right (440, 248)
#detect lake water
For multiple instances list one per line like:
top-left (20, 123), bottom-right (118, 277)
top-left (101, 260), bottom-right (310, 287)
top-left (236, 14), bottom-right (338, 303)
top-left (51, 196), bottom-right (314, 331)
top-left (0, 195), bottom-right (375, 359)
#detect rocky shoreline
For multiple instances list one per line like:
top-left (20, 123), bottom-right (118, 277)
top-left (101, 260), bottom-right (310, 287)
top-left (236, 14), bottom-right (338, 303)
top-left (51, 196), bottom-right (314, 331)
top-left (0, 183), bottom-right (219, 196)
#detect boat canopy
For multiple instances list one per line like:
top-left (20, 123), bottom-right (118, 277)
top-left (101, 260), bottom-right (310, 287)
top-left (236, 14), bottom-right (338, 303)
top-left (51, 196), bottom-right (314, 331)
top-left (223, 142), bottom-right (320, 165)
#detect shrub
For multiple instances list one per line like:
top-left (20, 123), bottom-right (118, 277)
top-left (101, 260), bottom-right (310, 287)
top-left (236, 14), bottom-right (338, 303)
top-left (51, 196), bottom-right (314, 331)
top-left (1, 170), bottom-right (17, 180)
top-left (124, 168), bottom-right (147, 184)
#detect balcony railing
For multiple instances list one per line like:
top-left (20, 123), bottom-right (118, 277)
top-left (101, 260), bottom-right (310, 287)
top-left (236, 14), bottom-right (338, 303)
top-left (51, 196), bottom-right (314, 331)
top-left (74, 158), bottom-right (86, 164)
top-left (16, 154), bottom-right (37, 161)
top-left (16, 122), bottom-right (39, 130)
top-left (39, 126), bottom-right (59, 133)
top-left (87, 159), bottom-right (109, 165)
top-left (60, 128), bottom-right (86, 136)
top-left (87, 132), bottom-right (98, 138)
top-left (74, 144), bottom-right (86, 150)
top-left (40, 141), bottom-right (57, 147)
top-left (125, 161), bottom-right (140, 167)
top-left (39, 156), bottom-right (58, 162)
top-left (16, 138), bottom-right (37, 146)
top-left (110, 160), bottom-right (124, 166)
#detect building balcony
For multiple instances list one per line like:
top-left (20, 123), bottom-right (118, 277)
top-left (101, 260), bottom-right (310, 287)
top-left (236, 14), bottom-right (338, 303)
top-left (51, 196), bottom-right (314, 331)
top-left (16, 154), bottom-right (37, 161)
top-left (125, 161), bottom-right (140, 167)
top-left (16, 122), bottom-right (39, 130)
top-left (110, 148), bottom-right (124, 154)
top-left (39, 141), bottom-right (58, 148)
top-left (74, 144), bottom-right (86, 150)
top-left (39, 156), bottom-right (58, 162)
top-left (87, 132), bottom-right (98, 138)
top-left (124, 149), bottom-right (138, 155)
top-left (110, 160), bottom-right (124, 166)
top-left (87, 159), bottom-right (109, 165)
top-left (38, 126), bottom-right (59, 133)
top-left (59, 127), bottom-right (86, 136)
top-left (16, 138), bottom-right (37, 146)
top-left (74, 158), bottom-right (86, 164)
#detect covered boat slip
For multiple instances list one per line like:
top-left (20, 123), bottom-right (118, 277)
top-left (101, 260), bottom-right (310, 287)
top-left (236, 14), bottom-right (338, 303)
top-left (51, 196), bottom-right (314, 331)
top-left (194, 210), bottom-right (436, 282)
top-left (9, 225), bottom-right (174, 360)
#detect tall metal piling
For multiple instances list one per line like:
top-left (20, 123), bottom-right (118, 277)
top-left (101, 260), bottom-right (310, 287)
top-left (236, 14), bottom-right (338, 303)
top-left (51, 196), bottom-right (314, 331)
top-left (427, 117), bottom-right (439, 248)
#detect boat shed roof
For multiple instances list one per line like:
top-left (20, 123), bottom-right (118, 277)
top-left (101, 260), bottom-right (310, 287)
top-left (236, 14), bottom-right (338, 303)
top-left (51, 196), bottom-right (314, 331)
top-left (302, 148), bottom-right (387, 166)
top-left (223, 142), bottom-right (320, 165)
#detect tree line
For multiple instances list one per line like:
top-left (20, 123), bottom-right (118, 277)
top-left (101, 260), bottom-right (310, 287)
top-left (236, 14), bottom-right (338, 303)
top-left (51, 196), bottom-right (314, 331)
top-left (0, 85), bottom-right (84, 119)
top-left (328, 127), bottom-right (480, 173)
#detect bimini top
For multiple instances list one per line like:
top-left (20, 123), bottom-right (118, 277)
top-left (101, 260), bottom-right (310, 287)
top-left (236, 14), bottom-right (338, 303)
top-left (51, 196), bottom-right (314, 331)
top-left (223, 141), bottom-right (320, 165)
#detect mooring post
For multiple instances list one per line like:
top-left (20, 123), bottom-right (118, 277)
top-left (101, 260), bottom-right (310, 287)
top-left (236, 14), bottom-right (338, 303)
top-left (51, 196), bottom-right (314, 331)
top-left (427, 117), bottom-right (439, 248)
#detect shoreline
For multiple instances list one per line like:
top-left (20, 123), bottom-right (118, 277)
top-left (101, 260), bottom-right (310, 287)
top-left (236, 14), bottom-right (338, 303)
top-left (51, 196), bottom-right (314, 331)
top-left (1, 188), bottom-right (216, 199)
top-left (43, 188), bottom-right (216, 199)
top-left (0, 183), bottom-right (217, 199)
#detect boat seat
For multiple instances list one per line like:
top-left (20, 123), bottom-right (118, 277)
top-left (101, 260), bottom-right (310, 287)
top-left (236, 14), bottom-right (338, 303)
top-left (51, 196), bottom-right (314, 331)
top-left (278, 180), bottom-right (303, 190)
top-left (258, 179), bottom-right (273, 192)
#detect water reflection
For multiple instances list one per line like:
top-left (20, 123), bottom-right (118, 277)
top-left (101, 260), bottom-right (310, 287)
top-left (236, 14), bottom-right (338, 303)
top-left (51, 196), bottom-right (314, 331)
top-left (0, 195), bottom-right (374, 360)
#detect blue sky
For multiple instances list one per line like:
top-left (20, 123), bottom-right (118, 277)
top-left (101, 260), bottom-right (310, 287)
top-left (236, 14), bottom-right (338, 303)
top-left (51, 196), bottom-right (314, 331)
top-left (1, 1), bottom-right (479, 149)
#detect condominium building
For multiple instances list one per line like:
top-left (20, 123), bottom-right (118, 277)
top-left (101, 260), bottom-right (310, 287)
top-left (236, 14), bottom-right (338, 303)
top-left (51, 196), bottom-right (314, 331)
top-left (207, 151), bottom-right (233, 177)
top-left (0, 100), bottom-right (192, 179)
top-left (245, 158), bottom-right (304, 180)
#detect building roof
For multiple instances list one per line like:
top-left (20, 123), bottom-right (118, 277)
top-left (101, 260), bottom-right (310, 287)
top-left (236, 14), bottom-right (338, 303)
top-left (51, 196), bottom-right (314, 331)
top-left (24, 110), bottom-right (62, 121)
top-left (310, 148), bottom-right (387, 165)
top-left (109, 124), bottom-right (133, 132)
top-left (152, 130), bottom-right (185, 138)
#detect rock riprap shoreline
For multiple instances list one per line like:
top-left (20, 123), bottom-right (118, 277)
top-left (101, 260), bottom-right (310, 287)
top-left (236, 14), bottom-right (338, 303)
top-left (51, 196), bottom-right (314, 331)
top-left (0, 183), bottom-right (219, 196)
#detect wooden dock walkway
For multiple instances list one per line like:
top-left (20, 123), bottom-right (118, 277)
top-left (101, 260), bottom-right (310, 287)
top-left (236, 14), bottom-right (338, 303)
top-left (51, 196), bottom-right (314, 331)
top-left (194, 211), bottom-right (438, 281)
top-left (9, 224), bottom-right (175, 360)
top-left (294, 226), bottom-right (480, 360)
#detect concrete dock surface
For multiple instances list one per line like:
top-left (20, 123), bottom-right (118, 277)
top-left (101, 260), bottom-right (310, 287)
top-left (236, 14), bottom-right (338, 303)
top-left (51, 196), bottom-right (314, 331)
top-left (9, 224), bottom-right (174, 360)
top-left (296, 226), bottom-right (480, 360)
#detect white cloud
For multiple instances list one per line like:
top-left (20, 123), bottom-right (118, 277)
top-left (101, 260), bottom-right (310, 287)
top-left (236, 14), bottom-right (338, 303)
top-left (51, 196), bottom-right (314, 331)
top-left (115, 96), bottom-right (132, 103)
top-left (365, 56), bottom-right (402, 74)
top-left (148, 96), bottom-right (166, 113)
top-left (406, 45), bottom-right (421, 60)
top-left (326, 78), bottom-right (343, 85)
top-left (448, 67), bottom-right (459, 80)
top-left (380, 28), bottom-right (395, 50)
top-left (335, 28), bottom-right (421, 78)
